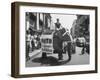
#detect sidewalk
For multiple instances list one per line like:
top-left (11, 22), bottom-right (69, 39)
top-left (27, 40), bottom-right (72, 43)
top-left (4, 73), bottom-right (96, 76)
top-left (29, 49), bottom-right (41, 58)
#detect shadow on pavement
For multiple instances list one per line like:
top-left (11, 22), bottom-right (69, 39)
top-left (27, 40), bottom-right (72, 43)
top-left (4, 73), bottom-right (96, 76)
top-left (32, 56), bottom-right (70, 66)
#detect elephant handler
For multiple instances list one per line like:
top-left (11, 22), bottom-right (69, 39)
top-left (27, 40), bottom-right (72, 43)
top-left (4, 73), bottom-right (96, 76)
top-left (62, 28), bottom-right (72, 61)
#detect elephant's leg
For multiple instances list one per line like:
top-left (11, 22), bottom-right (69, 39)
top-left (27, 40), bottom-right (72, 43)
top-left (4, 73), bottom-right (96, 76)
top-left (58, 52), bottom-right (63, 60)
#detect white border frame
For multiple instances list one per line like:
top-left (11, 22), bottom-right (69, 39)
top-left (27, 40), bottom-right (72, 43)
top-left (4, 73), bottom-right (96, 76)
top-left (19, 5), bottom-right (96, 75)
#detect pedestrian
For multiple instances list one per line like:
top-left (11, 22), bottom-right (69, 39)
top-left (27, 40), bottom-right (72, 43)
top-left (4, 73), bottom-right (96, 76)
top-left (31, 36), bottom-right (35, 51)
top-left (26, 30), bottom-right (31, 60)
top-left (81, 37), bottom-right (89, 55)
top-left (81, 43), bottom-right (86, 55)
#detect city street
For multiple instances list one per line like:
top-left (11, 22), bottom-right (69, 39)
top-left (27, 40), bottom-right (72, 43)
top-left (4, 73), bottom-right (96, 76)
top-left (25, 12), bottom-right (90, 68)
top-left (26, 46), bottom-right (89, 67)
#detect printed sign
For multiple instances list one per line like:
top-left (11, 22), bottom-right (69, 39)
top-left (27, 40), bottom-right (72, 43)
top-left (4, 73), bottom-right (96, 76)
top-left (41, 32), bottom-right (53, 53)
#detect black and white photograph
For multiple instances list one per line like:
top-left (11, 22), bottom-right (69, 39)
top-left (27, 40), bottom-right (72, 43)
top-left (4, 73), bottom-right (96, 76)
top-left (11, 2), bottom-right (97, 77)
top-left (25, 12), bottom-right (90, 67)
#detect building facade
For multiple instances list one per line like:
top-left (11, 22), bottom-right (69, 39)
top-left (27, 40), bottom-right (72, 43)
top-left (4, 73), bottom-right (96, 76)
top-left (26, 12), bottom-right (53, 34)
top-left (71, 15), bottom-right (89, 38)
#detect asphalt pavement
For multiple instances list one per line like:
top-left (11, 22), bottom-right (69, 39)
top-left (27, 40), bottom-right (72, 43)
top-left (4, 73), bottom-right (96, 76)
top-left (26, 46), bottom-right (89, 67)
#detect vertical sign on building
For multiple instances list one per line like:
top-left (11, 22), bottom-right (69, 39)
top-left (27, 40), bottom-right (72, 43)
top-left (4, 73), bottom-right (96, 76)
top-left (37, 13), bottom-right (39, 30)
top-left (43, 13), bottom-right (45, 30)
top-left (26, 12), bottom-right (30, 30)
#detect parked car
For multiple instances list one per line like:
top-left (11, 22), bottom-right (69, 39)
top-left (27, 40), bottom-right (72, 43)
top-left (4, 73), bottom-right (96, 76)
top-left (76, 37), bottom-right (86, 47)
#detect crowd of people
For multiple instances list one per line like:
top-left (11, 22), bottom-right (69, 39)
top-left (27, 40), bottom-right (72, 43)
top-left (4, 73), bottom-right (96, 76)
top-left (26, 29), bottom-right (41, 60)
